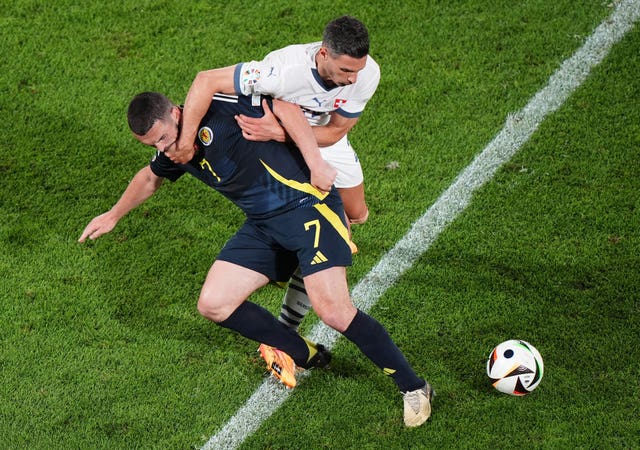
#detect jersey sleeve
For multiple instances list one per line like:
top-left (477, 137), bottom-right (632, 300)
top-left (233, 47), bottom-right (298, 98)
top-left (234, 60), bottom-right (283, 97)
top-left (149, 150), bottom-right (185, 182)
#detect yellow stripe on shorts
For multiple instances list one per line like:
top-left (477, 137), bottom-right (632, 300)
top-left (313, 203), bottom-right (351, 247)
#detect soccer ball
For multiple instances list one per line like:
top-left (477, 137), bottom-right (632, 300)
top-left (486, 339), bottom-right (544, 395)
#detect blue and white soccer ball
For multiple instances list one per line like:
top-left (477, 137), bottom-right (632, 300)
top-left (486, 339), bottom-right (544, 395)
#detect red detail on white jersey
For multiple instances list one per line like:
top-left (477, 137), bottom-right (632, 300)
top-left (333, 98), bottom-right (347, 109)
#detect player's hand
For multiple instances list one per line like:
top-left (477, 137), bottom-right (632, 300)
top-left (235, 100), bottom-right (286, 142)
top-left (310, 159), bottom-right (337, 193)
top-left (78, 212), bottom-right (118, 243)
top-left (173, 135), bottom-right (198, 164)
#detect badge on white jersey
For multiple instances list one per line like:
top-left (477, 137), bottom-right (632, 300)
top-left (242, 68), bottom-right (261, 86)
top-left (333, 98), bottom-right (347, 109)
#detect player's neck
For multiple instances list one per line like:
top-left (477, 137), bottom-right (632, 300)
top-left (314, 54), bottom-right (336, 88)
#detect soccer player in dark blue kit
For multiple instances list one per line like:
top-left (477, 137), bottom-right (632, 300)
top-left (78, 92), bottom-right (434, 426)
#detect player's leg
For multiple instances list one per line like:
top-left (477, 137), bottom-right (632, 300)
top-left (276, 136), bottom-right (366, 330)
top-left (198, 260), bottom-right (318, 388)
top-left (337, 183), bottom-right (369, 225)
top-left (300, 266), bottom-right (356, 328)
top-left (277, 267), bottom-right (310, 331)
top-left (276, 239), bottom-right (357, 331)
top-left (197, 260), bottom-right (268, 322)
top-left (303, 266), bottom-right (433, 426)
top-left (214, 221), bottom-right (330, 386)
top-left (319, 135), bottom-right (368, 225)
top-left (303, 267), bottom-right (421, 387)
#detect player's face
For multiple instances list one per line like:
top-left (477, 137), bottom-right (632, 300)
top-left (134, 107), bottom-right (181, 156)
top-left (317, 48), bottom-right (367, 87)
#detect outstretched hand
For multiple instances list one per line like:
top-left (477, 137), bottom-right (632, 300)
top-left (235, 100), bottom-right (286, 142)
top-left (78, 212), bottom-right (118, 243)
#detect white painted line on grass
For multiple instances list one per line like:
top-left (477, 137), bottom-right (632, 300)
top-left (201, 2), bottom-right (640, 448)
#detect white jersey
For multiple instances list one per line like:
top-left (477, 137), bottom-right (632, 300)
top-left (233, 42), bottom-right (380, 127)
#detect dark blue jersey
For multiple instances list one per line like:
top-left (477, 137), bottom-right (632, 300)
top-left (150, 94), bottom-right (330, 219)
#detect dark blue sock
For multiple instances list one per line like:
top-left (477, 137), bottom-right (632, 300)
top-left (218, 301), bottom-right (309, 365)
top-left (342, 309), bottom-right (425, 393)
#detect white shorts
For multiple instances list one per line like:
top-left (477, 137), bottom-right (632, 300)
top-left (319, 134), bottom-right (364, 188)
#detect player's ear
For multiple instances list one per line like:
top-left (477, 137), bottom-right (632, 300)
top-left (318, 46), bottom-right (330, 61)
top-left (170, 105), bottom-right (181, 121)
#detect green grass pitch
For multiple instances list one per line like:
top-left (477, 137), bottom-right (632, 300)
top-left (1, 1), bottom-right (638, 448)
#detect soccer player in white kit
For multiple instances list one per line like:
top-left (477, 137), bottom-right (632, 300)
top-left (174, 16), bottom-right (381, 365)
top-left (233, 42), bottom-right (379, 226)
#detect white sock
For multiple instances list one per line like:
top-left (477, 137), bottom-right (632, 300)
top-left (278, 268), bottom-right (311, 330)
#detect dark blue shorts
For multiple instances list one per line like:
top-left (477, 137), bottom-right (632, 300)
top-left (217, 191), bottom-right (352, 282)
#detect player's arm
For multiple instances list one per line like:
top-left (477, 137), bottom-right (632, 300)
top-left (174, 65), bottom-right (237, 163)
top-left (78, 165), bottom-right (164, 242)
top-left (270, 99), bottom-right (336, 192)
top-left (311, 112), bottom-right (359, 147)
top-left (235, 102), bottom-right (287, 143)
top-left (236, 109), bottom-right (360, 147)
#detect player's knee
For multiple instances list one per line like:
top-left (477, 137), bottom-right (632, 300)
top-left (197, 295), bottom-right (228, 323)
top-left (315, 303), bottom-right (357, 333)
top-left (349, 208), bottom-right (369, 225)
top-left (317, 312), bottom-right (344, 332)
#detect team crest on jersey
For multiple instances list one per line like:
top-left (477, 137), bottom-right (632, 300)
top-left (333, 98), bottom-right (347, 108)
top-left (243, 68), bottom-right (261, 85)
top-left (198, 127), bottom-right (213, 146)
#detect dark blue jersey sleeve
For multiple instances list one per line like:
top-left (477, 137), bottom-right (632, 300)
top-left (149, 150), bottom-right (185, 181)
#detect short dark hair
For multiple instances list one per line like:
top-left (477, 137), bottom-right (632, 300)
top-left (322, 16), bottom-right (370, 59)
top-left (127, 92), bottom-right (174, 136)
